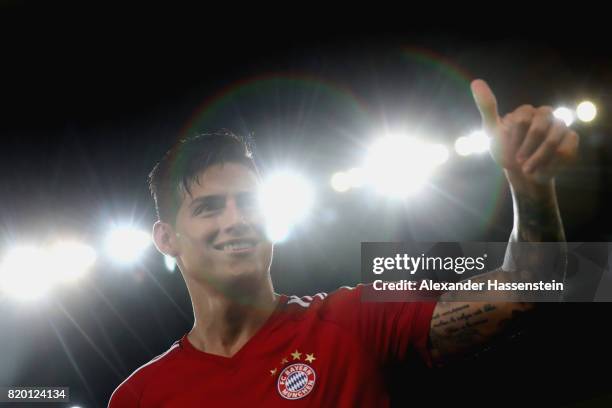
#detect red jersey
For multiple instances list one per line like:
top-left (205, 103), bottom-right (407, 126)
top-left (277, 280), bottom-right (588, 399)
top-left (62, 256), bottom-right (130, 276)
top-left (108, 284), bottom-right (436, 407)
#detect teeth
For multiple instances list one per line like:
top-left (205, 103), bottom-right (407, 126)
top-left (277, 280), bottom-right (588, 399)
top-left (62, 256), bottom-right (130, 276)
top-left (221, 242), bottom-right (255, 251)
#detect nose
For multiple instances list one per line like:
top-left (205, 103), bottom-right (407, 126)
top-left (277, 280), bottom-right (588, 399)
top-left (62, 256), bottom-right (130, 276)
top-left (222, 196), bottom-right (252, 235)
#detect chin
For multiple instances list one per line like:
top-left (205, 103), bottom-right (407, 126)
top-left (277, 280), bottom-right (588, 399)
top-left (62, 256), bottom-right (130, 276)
top-left (228, 264), bottom-right (266, 282)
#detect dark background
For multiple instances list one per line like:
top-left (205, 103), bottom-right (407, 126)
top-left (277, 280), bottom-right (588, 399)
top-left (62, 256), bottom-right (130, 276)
top-left (1, 5), bottom-right (611, 407)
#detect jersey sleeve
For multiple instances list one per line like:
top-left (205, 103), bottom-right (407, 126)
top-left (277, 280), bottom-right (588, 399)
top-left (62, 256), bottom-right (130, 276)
top-left (318, 284), bottom-right (437, 368)
top-left (107, 355), bottom-right (161, 407)
top-left (108, 377), bottom-right (143, 407)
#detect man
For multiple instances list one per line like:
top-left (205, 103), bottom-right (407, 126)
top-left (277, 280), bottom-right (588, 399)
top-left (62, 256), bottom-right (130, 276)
top-left (108, 79), bottom-right (578, 406)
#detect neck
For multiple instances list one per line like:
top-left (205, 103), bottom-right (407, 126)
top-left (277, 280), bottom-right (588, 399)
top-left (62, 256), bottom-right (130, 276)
top-left (185, 275), bottom-right (278, 358)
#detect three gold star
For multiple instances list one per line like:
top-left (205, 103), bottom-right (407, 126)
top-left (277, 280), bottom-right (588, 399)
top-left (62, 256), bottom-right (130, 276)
top-left (271, 350), bottom-right (317, 377)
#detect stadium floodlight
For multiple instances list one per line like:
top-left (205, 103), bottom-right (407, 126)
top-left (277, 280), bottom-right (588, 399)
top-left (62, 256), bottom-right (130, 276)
top-left (553, 107), bottom-right (575, 127)
top-left (259, 171), bottom-right (314, 242)
top-left (164, 255), bottom-right (177, 272)
top-left (466, 131), bottom-right (490, 154)
top-left (346, 167), bottom-right (366, 188)
top-left (331, 172), bottom-right (351, 193)
top-left (454, 131), bottom-right (490, 156)
top-left (576, 101), bottom-right (597, 123)
top-left (428, 144), bottom-right (450, 165)
top-left (105, 227), bottom-right (151, 265)
top-left (364, 135), bottom-right (444, 198)
top-left (0, 246), bottom-right (54, 301)
top-left (48, 241), bottom-right (96, 283)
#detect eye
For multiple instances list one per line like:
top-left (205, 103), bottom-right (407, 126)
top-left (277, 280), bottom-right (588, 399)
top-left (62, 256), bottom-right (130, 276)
top-left (193, 196), bottom-right (225, 216)
top-left (237, 192), bottom-right (258, 210)
top-left (193, 206), bottom-right (211, 216)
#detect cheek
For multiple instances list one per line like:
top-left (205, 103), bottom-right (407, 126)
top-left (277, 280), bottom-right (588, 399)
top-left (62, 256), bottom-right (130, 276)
top-left (258, 243), bottom-right (273, 264)
top-left (250, 214), bottom-right (269, 236)
top-left (185, 218), bottom-right (219, 243)
top-left (180, 235), bottom-right (219, 273)
top-left (177, 223), bottom-right (220, 262)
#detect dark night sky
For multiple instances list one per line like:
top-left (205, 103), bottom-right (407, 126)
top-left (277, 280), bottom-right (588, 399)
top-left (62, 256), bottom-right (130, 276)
top-left (1, 6), bottom-right (611, 407)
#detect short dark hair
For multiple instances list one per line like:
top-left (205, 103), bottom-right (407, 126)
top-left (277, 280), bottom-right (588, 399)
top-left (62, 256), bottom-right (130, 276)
top-left (148, 130), bottom-right (259, 224)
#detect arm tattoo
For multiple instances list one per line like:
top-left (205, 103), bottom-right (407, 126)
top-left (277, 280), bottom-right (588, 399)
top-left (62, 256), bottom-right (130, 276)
top-left (428, 183), bottom-right (566, 366)
top-left (429, 302), bottom-right (534, 366)
top-left (514, 191), bottom-right (565, 243)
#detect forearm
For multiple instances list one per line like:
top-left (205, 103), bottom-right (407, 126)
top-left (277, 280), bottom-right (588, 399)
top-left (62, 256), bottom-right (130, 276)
top-left (431, 177), bottom-right (566, 364)
top-left (430, 80), bottom-right (579, 366)
top-left (503, 173), bottom-right (567, 282)
top-left (507, 173), bottom-right (565, 243)
top-left (438, 176), bottom-right (567, 301)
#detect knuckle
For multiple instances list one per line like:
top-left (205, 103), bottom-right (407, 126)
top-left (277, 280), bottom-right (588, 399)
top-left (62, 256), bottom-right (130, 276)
top-left (553, 117), bottom-right (568, 128)
top-left (529, 125), bottom-right (547, 137)
top-left (517, 116), bottom-right (532, 127)
top-left (537, 109), bottom-right (554, 124)
top-left (538, 106), bottom-right (554, 114)
top-left (543, 138), bottom-right (559, 148)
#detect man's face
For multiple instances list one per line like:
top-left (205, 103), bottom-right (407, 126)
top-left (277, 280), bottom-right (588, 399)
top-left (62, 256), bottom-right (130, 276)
top-left (173, 163), bottom-right (273, 290)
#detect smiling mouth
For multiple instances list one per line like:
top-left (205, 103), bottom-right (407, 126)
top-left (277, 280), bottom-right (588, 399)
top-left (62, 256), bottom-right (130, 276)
top-left (213, 239), bottom-right (259, 252)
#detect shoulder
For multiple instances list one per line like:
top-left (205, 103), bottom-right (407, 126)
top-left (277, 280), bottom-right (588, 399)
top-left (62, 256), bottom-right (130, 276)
top-left (285, 285), bottom-right (363, 309)
top-left (108, 340), bottom-right (181, 407)
top-left (284, 284), bottom-right (436, 333)
top-left (281, 285), bottom-right (366, 322)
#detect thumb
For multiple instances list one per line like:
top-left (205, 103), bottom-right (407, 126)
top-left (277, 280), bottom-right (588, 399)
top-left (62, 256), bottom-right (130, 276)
top-left (471, 79), bottom-right (500, 133)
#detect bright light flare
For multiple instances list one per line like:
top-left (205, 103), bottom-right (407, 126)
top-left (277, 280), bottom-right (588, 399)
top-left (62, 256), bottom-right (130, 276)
top-left (0, 246), bottom-right (54, 301)
top-left (454, 131), bottom-right (490, 156)
top-left (105, 227), bottom-right (151, 265)
top-left (0, 240), bottom-right (97, 301)
top-left (347, 167), bottom-right (366, 188)
top-left (331, 172), bottom-right (351, 192)
top-left (428, 144), bottom-right (449, 165)
top-left (259, 172), bottom-right (314, 242)
top-left (364, 136), bottom-right (445, 198)
top-left (553, 107), bottom-right (575, 126)
top-left (331, 168), bottom-right (367, 193)
top-left (576, 101), bottom-right (597, 122)
top-left (48, 241), bottom-right (96, 282)
top-left (164, 255), bottom-right (176, 272)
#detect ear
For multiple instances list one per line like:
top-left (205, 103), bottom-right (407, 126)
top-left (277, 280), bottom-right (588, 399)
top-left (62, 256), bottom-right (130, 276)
top-left (152, 221), bottom-right (180, 257)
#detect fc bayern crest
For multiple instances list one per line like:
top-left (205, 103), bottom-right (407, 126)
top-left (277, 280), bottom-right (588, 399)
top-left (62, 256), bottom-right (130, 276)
top-left (277, 363), bottom-right (316, 400)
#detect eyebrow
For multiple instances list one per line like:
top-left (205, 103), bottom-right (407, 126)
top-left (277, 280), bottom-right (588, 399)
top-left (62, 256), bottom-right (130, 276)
top-left (189, 191), bottom-right (257, 209)
top-left (189, 195), bottom-right (225, 210)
